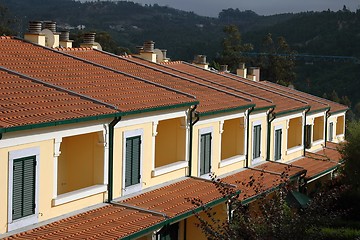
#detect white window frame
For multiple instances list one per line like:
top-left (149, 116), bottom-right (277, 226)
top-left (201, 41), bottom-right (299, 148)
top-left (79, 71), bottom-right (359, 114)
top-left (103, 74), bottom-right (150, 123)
top-left (274, 125), bottom-right (283, 161)
top-left (252, 120), bottom-right (263, 165)
top-left (122, 128), bottom-right (144, 196)
top-left (198, 127), bottom-right (213, 179)
top-left (8, 147), bottom-right (40, 231)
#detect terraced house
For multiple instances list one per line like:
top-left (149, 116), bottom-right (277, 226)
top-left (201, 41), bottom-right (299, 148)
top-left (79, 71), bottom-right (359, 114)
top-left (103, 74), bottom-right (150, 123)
top-left (0, 22), bottom-right (347, 239)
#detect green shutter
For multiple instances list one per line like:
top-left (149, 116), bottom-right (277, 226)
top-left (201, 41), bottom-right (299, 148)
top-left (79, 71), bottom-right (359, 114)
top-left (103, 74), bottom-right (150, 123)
top-left (253, 125), bottom-right (261, 159)
top-left (125, 136), bottom-right (141, 187)
top-left (274, 129), bottom-right (282, 161)
top-left (12, 156), bottom-right (36, 221)
top-left (305, 125), bottom-right (312, 149)
top-left (329, 123), bottom-right (334, 141)
top-left (200, 133), bottom-right (211, 175)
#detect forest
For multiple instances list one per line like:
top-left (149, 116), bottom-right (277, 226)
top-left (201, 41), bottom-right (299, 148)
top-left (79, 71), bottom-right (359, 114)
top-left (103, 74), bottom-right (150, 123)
top-left (0, 0), bottom-right (359, 117)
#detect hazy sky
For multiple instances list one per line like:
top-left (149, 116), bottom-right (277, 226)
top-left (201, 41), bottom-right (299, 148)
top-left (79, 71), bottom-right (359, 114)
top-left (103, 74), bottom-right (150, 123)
top-left (125, 0), bottom-right (360, 17)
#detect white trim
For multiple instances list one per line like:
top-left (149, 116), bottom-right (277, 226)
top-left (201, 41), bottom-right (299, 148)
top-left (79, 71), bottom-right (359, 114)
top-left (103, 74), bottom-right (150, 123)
top-left (122, 129), bottom-right (144, 196)
top-left (219, 155), bottom-right (245, 168)
top-left (198, 127), bottom-right (213, 178)
top-left (152, 161), bottom-right (188, 177)
top-left (53, 137), bottom-right (62, 199)
top-left (286, 145), bottom-right (303, 155)
top-left (52, 184), bottom-right (107, 206)
top-left (196, 112), bottom-right (246, 125)
top-left (251, 122), bottom-right (263, 164)
top-left (8, 147), bottom-right (40, 232)
top-left (312, 139), bottom-right (324, 146)
top-left (272, 112), bottom-right (303, 123)
top-left (249, 111), bottom-right (267, 120)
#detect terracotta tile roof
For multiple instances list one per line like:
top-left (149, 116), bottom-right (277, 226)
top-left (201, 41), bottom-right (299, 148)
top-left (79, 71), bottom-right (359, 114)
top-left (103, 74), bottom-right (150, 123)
top-left (60, 49), bottom-right (255, 115)
top-left (4, 205), bottom-right (165, 240)
top-left (159, 61), bottom-right (309, 113)
top-left (121, 178), bottom-right (223, 218)
top-left (221, 169), bottom-right (284, 202)
top-left (0, 37), bottom-right (196, 114)
top-left (252, 161), bottom-right (306, 179)
top-left (0, 69), bottom-right (117, 130)
top-left (260, 81), bottom-right (348, 114)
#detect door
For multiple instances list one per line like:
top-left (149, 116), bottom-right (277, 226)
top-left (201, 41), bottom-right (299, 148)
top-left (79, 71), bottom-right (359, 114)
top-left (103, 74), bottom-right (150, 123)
top-left (124, 136), bottom-right (141, 192)
top-left (253, 125), bottom-right (261, 159)
top-left (274, 129), bottom-right (282, 161)
top-left (200, 133), bottom-right (212, 176)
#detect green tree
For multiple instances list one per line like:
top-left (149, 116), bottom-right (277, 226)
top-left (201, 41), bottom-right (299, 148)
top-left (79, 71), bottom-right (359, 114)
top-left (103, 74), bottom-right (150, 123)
top-left (0, 3), bottom-right (15, 35)
top-left (220, 25), bottom-right (253, 72)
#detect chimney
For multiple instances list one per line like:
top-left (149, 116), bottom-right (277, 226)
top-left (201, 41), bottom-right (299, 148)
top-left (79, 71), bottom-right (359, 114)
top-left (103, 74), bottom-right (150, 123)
top-left (193, 55), bottom-right (209, 69)
top-left (161, 49), bottom-right (170, 62)
top-left (24, 21), bottom-right (46, 46)
top-left (59, 30), bottom-right (73, 48)
top-left (80, 33), bottom-right (101, 49)
top-left (42, 21), bottom-right (56, 33)
top-left (236, 63), bottom-right (247, 78)
top-left (138, 41), bottom-right (157, 62)
top-left (247, 67), bottom-right (260, 81)
top-left (220, 64), bottom-right (228, 72)
top-left (42, 21), bottom-right (60, 48)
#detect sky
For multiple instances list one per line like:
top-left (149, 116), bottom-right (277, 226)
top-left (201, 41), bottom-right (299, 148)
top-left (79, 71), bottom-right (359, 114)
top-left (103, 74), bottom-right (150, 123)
top-left (123, 0), bottom-right (360, 17)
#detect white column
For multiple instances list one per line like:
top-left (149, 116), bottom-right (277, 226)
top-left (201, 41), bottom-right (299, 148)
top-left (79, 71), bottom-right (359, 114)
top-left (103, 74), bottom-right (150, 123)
top-left (53, 137), bottom-right (62, 199)
top-left (101, 124), bottom-right (109, 184)
top-left (219, 120), bottom-right (224, 162)
top-left (152, 121), bottom-right (159, 170)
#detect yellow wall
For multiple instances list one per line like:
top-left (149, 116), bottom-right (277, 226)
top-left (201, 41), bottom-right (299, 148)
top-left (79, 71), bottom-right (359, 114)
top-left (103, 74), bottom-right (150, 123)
top-left (155, 118), bottom-right (186, 167)
top-left (287, 117), bottom-right (302, 149)
top-left (58, 132), bottom-right (104, 194)
top-left (313, 116), bottom-right (324, 142)
top-left (336, 115), bottom-right (345, 136)
top-left (221, 118), bottom-right (245, 160)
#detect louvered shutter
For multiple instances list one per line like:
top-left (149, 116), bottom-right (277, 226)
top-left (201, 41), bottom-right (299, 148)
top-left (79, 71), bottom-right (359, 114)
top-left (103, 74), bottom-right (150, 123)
top-left (12, 156), bottom-right (36, 220)
top-left (274, 129), bottom-right (282, 160)
top-left (305, 125), bottom-right (312, 149)
top-left (329, 122), bottom-right (334, 141)
top-left (200, 133), bottom-right (211, 175)
top-left (125, 136), bottom-right (141, 187)
top-left (253, 125), bottom-right (261, 159)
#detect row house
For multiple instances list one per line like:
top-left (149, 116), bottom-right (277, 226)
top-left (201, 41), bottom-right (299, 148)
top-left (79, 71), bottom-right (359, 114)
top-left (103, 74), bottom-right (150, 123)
top-left (0, 24), bottom-right (347, 239)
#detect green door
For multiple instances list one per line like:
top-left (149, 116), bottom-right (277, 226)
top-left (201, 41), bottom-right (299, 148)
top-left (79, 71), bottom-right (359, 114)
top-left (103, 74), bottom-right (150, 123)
top-left (274, 129), bottom-right (282, 161)
top-left (253, 125), bottom-right (261, 159)
top-left (305, 125), bottom-right (312, 149)
top-left (329, 122), bottom-right (334, 141)
top-left (200, 133), bottom-right (212, 176)
top-left (125, 136), bottom-right (141, 187)
top-left (12, 156), bottom-right (36, 220)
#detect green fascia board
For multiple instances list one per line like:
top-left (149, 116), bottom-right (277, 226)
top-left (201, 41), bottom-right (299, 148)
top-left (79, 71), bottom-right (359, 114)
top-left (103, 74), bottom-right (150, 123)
top-left (241, 184), bottom-right (282, 205)
top-left (275, 106), bottom-right (310, 118)
top-left (252, 105), bottom-right (276, 113)
top-left (124, 190), bottom-right (241, 240)
top-left (0, 112), bottom-right (121, 134)
top-left (308, 107), bottom-right (330, 115)
top-left (330, 108), bottom-right (349, 115)
top-left (199, 104), bottom-right (255, 117)
top-left (306, 164), bottom-right (339, 182)
top-left (289, 169), bottom-right (307, 181)
top-left (0, 101), bottom-right (199, 134)
top-left (121, 101), bottom-right (199, 117)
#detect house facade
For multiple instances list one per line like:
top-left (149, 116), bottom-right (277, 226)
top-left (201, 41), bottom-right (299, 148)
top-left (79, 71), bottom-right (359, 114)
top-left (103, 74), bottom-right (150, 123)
top-left (0, 24), bottom-right (347, 239)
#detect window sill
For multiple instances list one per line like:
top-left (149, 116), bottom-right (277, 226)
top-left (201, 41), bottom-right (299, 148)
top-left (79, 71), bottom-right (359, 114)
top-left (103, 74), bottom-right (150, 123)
top-left (152, 161), bottom-right (187, 177)
top-left (53, 184), bottom-right (107, 206)
top-left (312, 139), bottom-right (324, 146)
top-left (286, 145), bottom-right (303, 155)
top-left (219, 155), bottom-right (245, 168)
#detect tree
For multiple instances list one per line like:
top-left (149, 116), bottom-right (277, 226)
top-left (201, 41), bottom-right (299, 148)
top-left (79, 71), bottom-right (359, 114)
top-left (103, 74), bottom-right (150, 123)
top-left (220, 25), bottom-right (253, 72)
top-left (0, 3), bottom-right (15, 36)
top-left (256, 33), bottom-right (296, 86)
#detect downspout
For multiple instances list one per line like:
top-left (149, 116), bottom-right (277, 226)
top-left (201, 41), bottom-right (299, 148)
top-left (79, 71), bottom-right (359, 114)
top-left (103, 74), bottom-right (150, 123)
top-left (324, 109), bottom-right (331, 147)
top-left (184, 218), bottom-right (187, 240)
top-left (266, 108), bottom-right (276, 161)
top-left (303, 108), bottom-right (311, 156)
top-left (108, 116), bottom-right (121, 203)
top-left (245, 107), bottom-right (255, 168)
top-left (188, 105), bottom-right (199, 177)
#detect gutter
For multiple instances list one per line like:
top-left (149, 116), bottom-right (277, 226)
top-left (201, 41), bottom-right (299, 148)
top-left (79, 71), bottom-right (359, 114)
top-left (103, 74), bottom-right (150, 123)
top-left (188, 105), bottom-right (199, 177)
top-left (266, 108), bottom-right (276, 161)
top-left (107, 116), bottom-right (121, 203)
top-left (324, 108), bottom-right (331, 147)
top-left (245, 107), bottom-right (255, 168)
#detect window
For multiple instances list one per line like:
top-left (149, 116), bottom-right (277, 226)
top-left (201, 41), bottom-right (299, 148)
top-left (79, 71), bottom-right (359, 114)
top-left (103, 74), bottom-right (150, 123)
top-left (274, 129), bottom-right (282, 161)
top-left (313, 117), bottom-right (324, 142)
top-left (328, 122), bottom-right (334, 141)
top-left (200, 132), bottom-right (212, 176)
top-left (287, 117), bottom-right (302, 149)
top-left (305, 125), bottom-right (312, 149)
top-left (221, 118), bottom-right (245, 160)
top-left (336, 116), bottom-right (345, 135)
top-left (253, 125), bottom-right (261, 159)
top-left (156, 223), bottom-right (179, 240)
top-left (125, 136), bottom-right (141, 187)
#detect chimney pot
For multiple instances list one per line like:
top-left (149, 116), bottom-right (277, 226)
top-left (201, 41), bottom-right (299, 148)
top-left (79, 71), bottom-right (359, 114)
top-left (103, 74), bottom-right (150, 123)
top-left (136, 46), bottom-right (144, 54)
top-left (59, 30), bottom-right (70, 41)
top-left (28, 21), bottom-right (42, 34)
top-left (194, 55), bottom-right (207, 64)
top-left (247, 67), bottom-right (260, 81)
top-left (42, 21), bottom-right (56, 33)
top-left (161, 49), bottom-right (167, 59)
top-left (220, 65), bottom-right (228, 72)
top-left (143, 41), bottom-right (155, 52)
top-left (83, 33), bottom-right (96, 44)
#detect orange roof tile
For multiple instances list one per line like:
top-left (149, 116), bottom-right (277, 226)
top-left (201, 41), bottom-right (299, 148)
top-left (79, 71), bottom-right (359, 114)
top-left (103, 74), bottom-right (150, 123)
top-left (61, 49), bottom-right (255, 115)
top-left (0, 69), bottom-right (117, 130)
top-left (252, 161), bottom-right (306, 179)
top-left (260, 81), bottom-right (348, 114)
top-left (159, 61), bottom-right (309, 113)
top-left (0, 37), bottom-right (196, 115)
top-left (4, 205), bottom-right (165, 240)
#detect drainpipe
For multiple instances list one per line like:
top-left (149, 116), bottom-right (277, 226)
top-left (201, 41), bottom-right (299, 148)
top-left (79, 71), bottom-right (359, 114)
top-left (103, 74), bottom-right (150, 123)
top-left (108, 116), bottom-right (121, 203)
top-left (303, 108), bottom-right (311, 156)
top-left (266, 108), bottom-right (276, 161)
top-left (324, 109), bottom-right (331, 147)
top-left (188, 105), bottom-right (199, 177)
top-left (245, 107), bottom-right (255, 168)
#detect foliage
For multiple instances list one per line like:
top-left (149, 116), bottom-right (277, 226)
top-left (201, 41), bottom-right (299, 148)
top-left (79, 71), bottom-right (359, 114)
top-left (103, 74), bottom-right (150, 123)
top-left (0, 2), bottom-right (15, 35)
